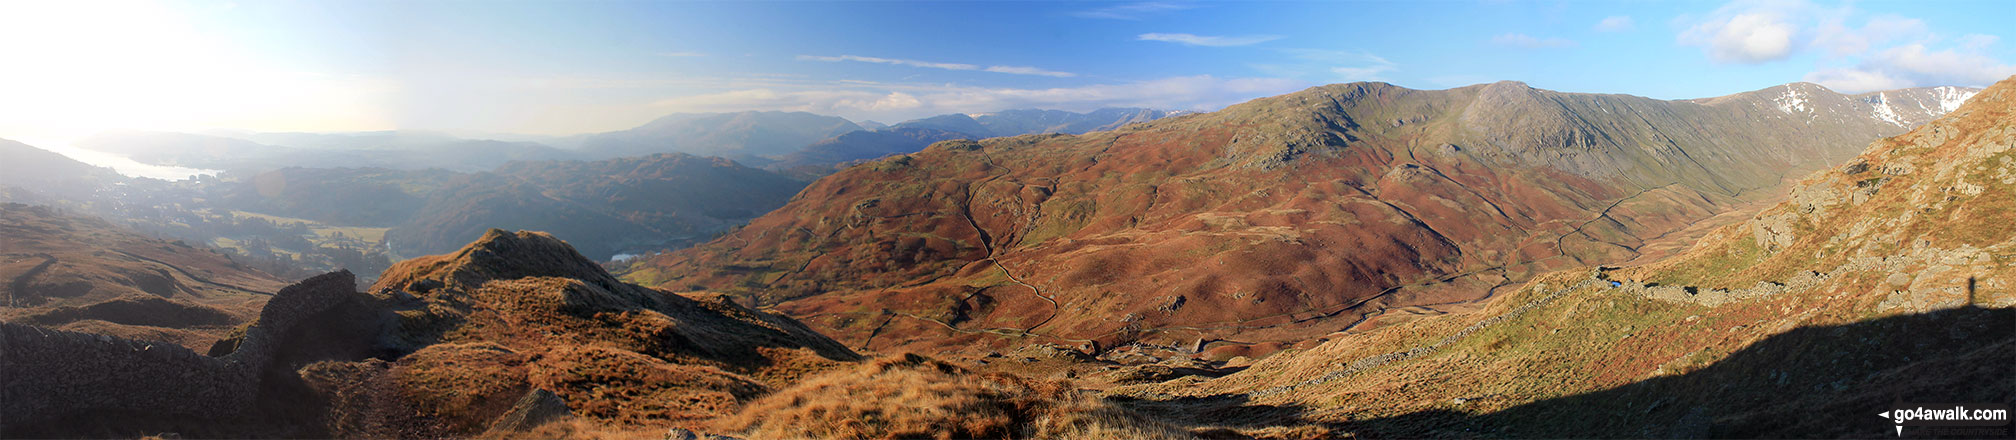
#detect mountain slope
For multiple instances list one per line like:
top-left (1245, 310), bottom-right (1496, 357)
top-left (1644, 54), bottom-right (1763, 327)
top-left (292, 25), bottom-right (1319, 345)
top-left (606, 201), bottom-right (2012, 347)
top-left (0, 203), bottom-right (288, 350)
top-left (626, 81), bottom-right (1968, 357)
top-left (0, 139), bottom-right (123, 201)
top-left (766, 126), bottom-right (976, 177)
top-left (967, 107), bottom-right (1173, 137)
top-left (2, 230), bottom-right (867, 438)
top-left (216, 167), bottom-right (455, 227)
top-left (575, 111), bottom-right (863, 163)
top-left (1155, 75), bottom-right (2016, 438)
top-left (386, 153), bottom-right (805, 260)
top-left (769, 108), bottom-right (1177, 175)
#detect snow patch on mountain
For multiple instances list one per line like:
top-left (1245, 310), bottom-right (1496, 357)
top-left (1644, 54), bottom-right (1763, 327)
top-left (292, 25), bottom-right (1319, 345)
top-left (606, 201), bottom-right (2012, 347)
top-left (1776, 86), bottom-right (1809, 114)
top-left (1868, 92), bottom-right (1906, 127)
top-left (1932, 86), bottom-right (1976, 113)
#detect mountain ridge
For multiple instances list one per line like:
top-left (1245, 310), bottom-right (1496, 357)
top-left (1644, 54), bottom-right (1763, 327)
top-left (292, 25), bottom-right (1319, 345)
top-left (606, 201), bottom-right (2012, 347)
top-left (1141, 74), bottom-right (2016, 438)
top-left (624, 79), bottom-right (1977, 359)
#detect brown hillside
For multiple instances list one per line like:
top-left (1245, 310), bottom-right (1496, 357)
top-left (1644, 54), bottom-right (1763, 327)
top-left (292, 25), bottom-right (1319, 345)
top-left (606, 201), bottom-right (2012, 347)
top-left (1134, 76), bottom-right (2016, 437)
top-left (302, 229), bottom-right (862, 437)
top-left (626, 81), bottom-right (1963, 357)
top-left (0, 203), bottom-right (286, 349)
top-left (4, 228), bottom-right (871, 438)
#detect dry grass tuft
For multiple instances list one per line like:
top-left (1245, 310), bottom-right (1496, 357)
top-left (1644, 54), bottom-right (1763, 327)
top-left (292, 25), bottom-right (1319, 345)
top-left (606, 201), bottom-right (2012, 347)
top-left (712, 353), bottom-right (1190, 440)
top-left (527, 344), bottom-right (768, 426)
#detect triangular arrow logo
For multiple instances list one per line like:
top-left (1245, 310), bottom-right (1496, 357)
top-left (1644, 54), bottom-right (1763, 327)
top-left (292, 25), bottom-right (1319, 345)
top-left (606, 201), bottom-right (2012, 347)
top-left (1880, 411), bottom-right (1890, 419)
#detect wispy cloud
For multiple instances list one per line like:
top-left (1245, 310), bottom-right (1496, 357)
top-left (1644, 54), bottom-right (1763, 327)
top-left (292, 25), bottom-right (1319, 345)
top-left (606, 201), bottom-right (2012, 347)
top-left (1492, 33), bottom-right (1577, 49)
top-left (1425, 74), bottom-right (1493, 88)
top-left (1805, 43), bottom-right (2016, 92)
top-left (1253, 49), bottom-right (1397, 82)
top-left (1071, 2), bottom-right (1195, 20)
top-left (1678, 0), bottom-right (2013, 91)
top-left (1811, 14), bottom-right (1925, 57)
top-left (1138, 33), bottom-right (1283, 47)
top-left (649, 75), bottom-right (1307, 122)
top-left (798, 54), bottom-right (1076, 77)
top-left (656, 51), bottom-right (706, 57)
top-left (1594, 16), bottom-right (1634, 32)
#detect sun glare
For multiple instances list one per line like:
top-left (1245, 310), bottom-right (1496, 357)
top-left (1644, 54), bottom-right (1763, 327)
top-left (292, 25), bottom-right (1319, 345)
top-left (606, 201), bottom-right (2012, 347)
top-left (0, 0), bottom-right (392, 143)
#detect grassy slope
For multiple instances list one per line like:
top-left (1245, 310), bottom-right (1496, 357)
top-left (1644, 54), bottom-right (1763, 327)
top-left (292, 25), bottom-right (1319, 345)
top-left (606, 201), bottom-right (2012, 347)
top-left (1144, 77), bottom-right (2016, 437)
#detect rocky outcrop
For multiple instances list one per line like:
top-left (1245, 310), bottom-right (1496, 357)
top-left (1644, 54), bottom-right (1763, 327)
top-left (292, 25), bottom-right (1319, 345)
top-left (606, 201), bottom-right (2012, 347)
top-left (0, 270), bottom-right (372, 436)
top-left (267, 229), bottom-right (866, 436)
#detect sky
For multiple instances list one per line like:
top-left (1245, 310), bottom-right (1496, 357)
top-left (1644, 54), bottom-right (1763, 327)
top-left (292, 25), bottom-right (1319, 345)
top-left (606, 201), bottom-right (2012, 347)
top-left (2, 0), bottom-right (2013, 141)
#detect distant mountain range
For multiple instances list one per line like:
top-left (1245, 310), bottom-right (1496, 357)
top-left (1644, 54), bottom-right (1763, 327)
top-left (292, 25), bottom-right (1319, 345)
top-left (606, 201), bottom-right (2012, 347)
top-left (623, 80), bottom-right (1980, 357)
top-left (192, 154), bottom-right (806, 261)
top-left (565, 107), bottom-right (1177, 170)
top-left (386, 153), bottom-right (805, 260)
top-left (568, 111), bottom-right (867, 163)
top-left (74, 131), bottom-right (576, 174)
top-left (770, 108), bottom-right (1176, 176)
top-left (1, 138), bottom-right (806, 262)
top-left (65, 108), bottom-right (1179, 177)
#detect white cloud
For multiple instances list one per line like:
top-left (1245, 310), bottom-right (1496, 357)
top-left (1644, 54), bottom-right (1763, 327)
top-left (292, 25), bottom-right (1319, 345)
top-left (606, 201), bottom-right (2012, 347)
top-left (1331, 65), bottom-right (1394, 82)
top-left (1958, 34), bottom-right (1999, 51)
top-left (1802, 68), bottom-right (1912, 92)
top-left (1491, 33), bottom-right (1577, 49)
top-left (1254, 49), bottom-right (1398, 82)
top-left (798, 54), bottom-right (1075, 77)
top-left (1674, 0), bottom-right (2014, 92)
top-left (1071, 2), bottom-right (1195, 20)
top-left (1137, 33), bottom-right (1283, 47)
top-left (648, 75), bottom-right (1308, 122)
top-left (1425, 74), bottom-right (1493, 88)
top-left (1812, 14), bottom-right (1925, 57)
top-left (1682, 12), bottom-right (1797, 63)
top-left (1804, 44), bottom-right (2016, 92)
top-left (983, 65), bottom-right (1078, 77)
top-left (800, 55), bottom-right (977, 71)
top-left (1595, 16), bottom-right (1634, 32)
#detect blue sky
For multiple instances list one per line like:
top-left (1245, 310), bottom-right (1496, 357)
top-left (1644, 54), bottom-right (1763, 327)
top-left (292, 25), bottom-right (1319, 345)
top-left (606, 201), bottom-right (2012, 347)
top-left (2, 0), bottom-right (2013, 139)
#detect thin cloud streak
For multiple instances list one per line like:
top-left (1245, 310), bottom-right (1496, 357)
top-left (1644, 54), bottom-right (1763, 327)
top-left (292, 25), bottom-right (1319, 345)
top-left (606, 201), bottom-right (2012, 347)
top-left (1595, 16), bottom-right (1634, 32)
top-left (1138, 33), bottom-right (1283, 47)
top-left (1492, 33), bottom-right (1577, 49)
top-left (1071, 2), bottom-right (1196, 20)
top-left (798, 54), bottom-right (1076, 77)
